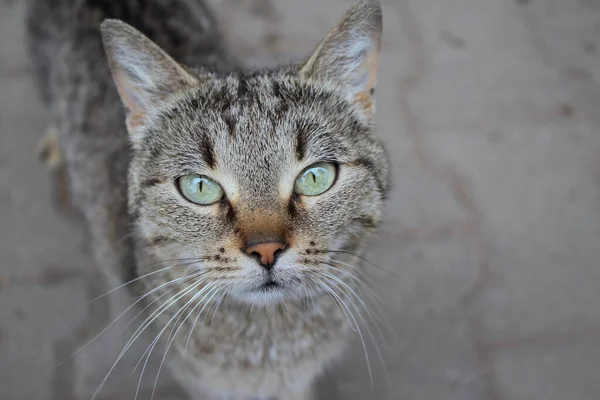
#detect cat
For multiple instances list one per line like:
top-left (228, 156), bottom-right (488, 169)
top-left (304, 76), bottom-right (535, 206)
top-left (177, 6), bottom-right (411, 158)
top-left (26, 0), bottom-right (390, 399)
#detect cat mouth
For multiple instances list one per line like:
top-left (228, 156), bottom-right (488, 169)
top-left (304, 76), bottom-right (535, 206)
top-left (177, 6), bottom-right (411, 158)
top-left (259, 279), bottom-right (281, 291)
top-left (237, 277), bottom-right (300, 305)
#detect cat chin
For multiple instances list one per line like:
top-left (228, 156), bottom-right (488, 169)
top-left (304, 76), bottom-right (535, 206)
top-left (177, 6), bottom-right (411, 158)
top-left (233, 286), bottom-right (293, 307)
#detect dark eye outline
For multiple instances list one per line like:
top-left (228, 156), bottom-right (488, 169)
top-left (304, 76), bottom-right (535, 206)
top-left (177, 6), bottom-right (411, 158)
top-left (175, 174), bottom-right (225, 205)
top-left (293, 162), bottom-right (339, 196)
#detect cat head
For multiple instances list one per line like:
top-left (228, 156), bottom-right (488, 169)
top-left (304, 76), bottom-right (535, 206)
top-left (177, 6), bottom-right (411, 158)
top-left (101, 0), bottom-right (389, 306)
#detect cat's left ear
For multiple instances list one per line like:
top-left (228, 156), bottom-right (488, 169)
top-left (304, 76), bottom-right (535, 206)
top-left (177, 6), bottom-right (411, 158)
top-left (300, 0), bottom-right (382, 119)
top-left (101, 19), bottom-right (198, 144)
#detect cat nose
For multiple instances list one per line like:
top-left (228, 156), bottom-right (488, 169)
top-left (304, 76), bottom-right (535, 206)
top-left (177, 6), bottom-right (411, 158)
top-left (244, 240), bottom-right (288, 270)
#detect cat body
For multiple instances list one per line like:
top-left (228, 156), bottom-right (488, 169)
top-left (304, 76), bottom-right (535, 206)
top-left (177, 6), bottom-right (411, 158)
top-left (27, 1), bottom-right (389, 399)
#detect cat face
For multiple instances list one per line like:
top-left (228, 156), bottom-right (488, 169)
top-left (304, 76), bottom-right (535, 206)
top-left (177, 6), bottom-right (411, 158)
top-left (102, 0), bottom-right (389, 305)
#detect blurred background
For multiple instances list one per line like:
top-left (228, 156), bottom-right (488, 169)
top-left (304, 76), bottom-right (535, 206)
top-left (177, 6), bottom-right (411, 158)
top-left (1, 0), bottom-right (600, 399)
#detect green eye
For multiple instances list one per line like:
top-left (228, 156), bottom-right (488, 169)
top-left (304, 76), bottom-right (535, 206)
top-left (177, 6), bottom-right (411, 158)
top-left (177, 174), bottom-right (224, 205)
top-left (294, 162), bottom-right (337, 196)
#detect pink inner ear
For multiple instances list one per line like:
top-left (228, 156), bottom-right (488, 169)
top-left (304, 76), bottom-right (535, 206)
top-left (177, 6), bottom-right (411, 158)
top-left (351, 48), bottom-right (379, 116)
top-left (356, 70), bottom-right (371, 91)
top-left (354, 91), bottom-right (374, 116)
top-left (113, 66), bottom-right (146, 115)
top-left (360, 48), bottom-right (379, 93)
top-left (126, 111), bottom-right (147, 131)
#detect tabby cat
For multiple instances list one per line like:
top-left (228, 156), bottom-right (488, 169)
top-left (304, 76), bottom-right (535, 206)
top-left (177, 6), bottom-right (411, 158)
top-left (27, 0), bottom-right (389, 398)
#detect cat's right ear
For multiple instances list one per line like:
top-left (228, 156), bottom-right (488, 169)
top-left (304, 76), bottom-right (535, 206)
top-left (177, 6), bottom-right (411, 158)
top-left (100, 20), bottom-right (198, 144)
top-left (300, 0), bottom-right (382, 120)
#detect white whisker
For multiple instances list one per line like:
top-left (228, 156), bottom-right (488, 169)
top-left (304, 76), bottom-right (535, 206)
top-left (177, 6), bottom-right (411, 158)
top-left (124, 273), bottom-right (207, 354)
top-left (90, 278), bottom-right (204, 400)
top-left (185, 286), bottom-right (222, 351)
top-left (312, 276), bottom-right (373, 388)
top-left (324, 262), bottom-right (395, 338)
top-left (132, 280), bottom-right (210, 372)
top-left (208, 292), bottom-right (226, 339)
top-left (116, 274), bottom-right (199, 338)
top-left (329, 257), bottom-right (395, 295)
top-left (317, 271), bottom-right (392, 394)
top-left (281, 297), bottom-right (290, 315)
top-left (89, 265), bottom-right (172, 303)
top-left (133, 280), bottom-right (210, 400)
top-left (150, 283), bottom-right (221, 400)
top-left (327, 250), bottom-right (404, 281)
top-left (50, 270), bottom-right (197, 377)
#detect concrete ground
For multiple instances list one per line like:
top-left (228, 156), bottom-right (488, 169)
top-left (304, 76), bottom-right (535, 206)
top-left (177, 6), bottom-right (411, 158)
top-left (1, 0), bottom-right (600, 399)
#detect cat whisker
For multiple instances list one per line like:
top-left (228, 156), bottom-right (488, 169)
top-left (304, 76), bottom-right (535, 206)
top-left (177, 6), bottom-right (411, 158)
top-left (89, 265), bottom-right (172, 303)
top-left (208, 292), bottom-right (226, 340)
top-left (147, 276), bottom-right (209, 351)
top-left (320, 263), bottom-right (395, 339)
top-left (116, 230), bottom-right (135, 245)
top-left (164, 289), bottom-right (199, 348)
top-left (327, 257), bottom-right (397, 296)
top-left (151, 283), bottom-right (222, 400)
top-left (116, 271), bottom-right (207, 338)
top-left (90, 258), bottom-right (205, 303)
top-left (47, 268), bottom-right (201, 377)
top-left (132, 280), bottom-right (210, 399)
top-left (131, 278), bottom-right (209, 371)
top-left (184, 284), bottom-right (222, 351)
top-left (315, 271), bottom-right (392, 393)
top-left (324, 261), bottom-right (396, 337)
top-left (325, 249), bottom-right (403, 281)
top-left (136, 256), bottom-right (213, 272)
top-left (124, 270), bottom-right (210, 353)
top-left (309, 277), bottom-right (353, 332)
top-left (310, 276), bottom-right (373, 388)
top-left (185, 297), bottom-right (208, 352)
top-left (327, 258), bottom-right (399, 341)
top-left (91, 278), bottom-right (206, 400)
top-left (288, 283), bottom-right (306, 308)
top-left (323, 260), bottom-right (387, 306)
top-left (185, 287), bottom-right (225, 354)
top-left (281, 297), bottom-right (290, 316)
top-left (305, 282), bottom-right (317, 316)
top-left (300, 282), bottom-right (311, 311)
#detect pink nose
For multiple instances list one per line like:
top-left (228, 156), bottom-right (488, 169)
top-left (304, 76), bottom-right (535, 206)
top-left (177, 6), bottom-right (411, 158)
top-left (245, 241), bottom-right (287, 270)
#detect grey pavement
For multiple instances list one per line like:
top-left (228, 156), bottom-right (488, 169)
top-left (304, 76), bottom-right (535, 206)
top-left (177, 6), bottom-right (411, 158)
top-left (1, 0), bottom-right (599, 399)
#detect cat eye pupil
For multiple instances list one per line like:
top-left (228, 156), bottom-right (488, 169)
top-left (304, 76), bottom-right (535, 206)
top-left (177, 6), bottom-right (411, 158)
top-left (177, 174), bottom-right (223, 205)
top-left (294, 162), bottom-right (336, 196)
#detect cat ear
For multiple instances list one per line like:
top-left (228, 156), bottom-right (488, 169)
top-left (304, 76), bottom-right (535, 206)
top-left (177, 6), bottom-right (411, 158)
top-left (300, 0), bottom-right (382, 118)
top-left (100, 19), bottom-right (198, 141)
